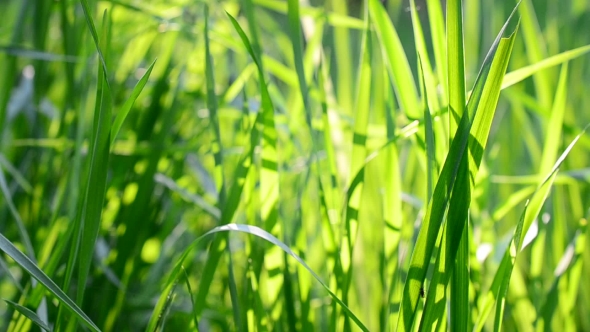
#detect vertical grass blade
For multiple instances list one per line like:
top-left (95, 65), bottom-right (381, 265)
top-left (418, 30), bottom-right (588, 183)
top-left (397, 5), bottom-right (520, 330)
top-left (368, 0), bottom-right (420, 119)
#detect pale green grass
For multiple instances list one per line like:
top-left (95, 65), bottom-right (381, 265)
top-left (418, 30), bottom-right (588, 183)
top-left (0, 0), bottom-right (589, 331)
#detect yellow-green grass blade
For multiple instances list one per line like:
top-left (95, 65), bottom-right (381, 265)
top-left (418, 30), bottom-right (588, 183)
top-left (445, 1), bottom-right (468, 327)
top-left (253, 0), bottom-right (365, 30)
top-left (501, 44), bottom-right (590, 90)
top-left (234, 5), bottom-right (286, 324)
top-left (417, 56), bottom-right (436, 202)
top-left (446, 0), bottom-right (466, 140)
top-left (369, 0), bottom-right (420, 120)
top-left (192, 11), bottom-right (283, 323)
top-left (535, 220), bottom-right (586, 330)
top-left (287, 0), bottom-right (313, 134)
top-left (0, 233), bottom-right (100, 332)
top-left (205, 4), bottom-right (226, 204)
top-left (474, 123), bottom-right (590, 331)
top-left (426, 0), bottom-right (448, 105)
top-left (412, 0), bottom-right (445, 174)
top-left (330, 0), bottom-right (354, 115)
top-left (340, 14), bottom-right (372, 330)
top-left (563, 219), bottom-right (587, 331)
top-left (411, 0), bottom-right (440, 116)
top-left (398, 6), bottom-right (520, 330)
top-left (528, 62), bottom-right (569, 304)
top-left (150, 223), bottom-right (370, 332)
top-left (517, 0), bottom-right (552, 110)
top-left (110, 58), bottom-right (156, 146)
top-left (4, 300), bottom-right (51, 332)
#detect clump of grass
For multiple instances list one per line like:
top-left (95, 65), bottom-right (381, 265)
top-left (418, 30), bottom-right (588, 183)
top-left (0, 0), bottom-right (590, 331)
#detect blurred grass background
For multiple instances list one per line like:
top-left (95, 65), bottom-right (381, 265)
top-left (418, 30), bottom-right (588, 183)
top-left (0, 0), bottom-right (590, 331)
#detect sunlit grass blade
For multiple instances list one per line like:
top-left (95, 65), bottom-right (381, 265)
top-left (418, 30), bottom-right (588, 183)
top-left (341, 9), bottom-right (372, 326)
top-left (533, 219), bottom-right (586, 330)
top-left (417, 56), bottom-right (436, 202)
top-left (368, 0), bottom-right (420, 119)
top-left (110, 58), bottom-right (156, 145)
top-left (399, 5), bottom-right (520, 330)
top-left (474, 123), bottom-right (590, 331)
top-left (0, 233), bottom-right (100, 332)
top-left (446, 0), bottom-right (466, 139)
top-left (518, 0), bottom-right (551, 109)
top-left (501, 44), bottom-right (590, 90)
top-left (426, 0), bottom-right (448, 105)
top-left (254, 0), bottom-right (365, 30)
top-left (445, 1), bottom-right (468, 327)
top-left (151, 223), bottom-right (370, 332)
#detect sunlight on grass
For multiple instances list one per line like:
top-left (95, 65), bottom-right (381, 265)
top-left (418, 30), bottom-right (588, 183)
top-left (0, 0), bottom-right (589, 331)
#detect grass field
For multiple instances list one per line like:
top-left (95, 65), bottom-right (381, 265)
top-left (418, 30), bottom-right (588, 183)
top-left (1, 0), bottom-right (590, 331)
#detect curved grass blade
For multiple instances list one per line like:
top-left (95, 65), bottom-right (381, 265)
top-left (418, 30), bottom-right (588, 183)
top-left (4, 300), bottom-right (52, 332)
top-left (0, 233), bottom-right (100, 332)
top-left (148, 223), bottom-right (370, 332)
top-left (474, 122), bottom-right (590, 331)
top-left (110, 58), bottom-right (156, 145)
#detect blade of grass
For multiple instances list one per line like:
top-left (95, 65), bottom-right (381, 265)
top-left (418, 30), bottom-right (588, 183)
top-left (342, 9), bottom-right (372, 327)
top-left (445, 1), bottom-right (469, 328)
top-left (474, 122), bottom-right (590, 331)
top-left (501, 44), bottom-right (590, 90)
top-left (110, 58), bottom-right (156, 146)
top-left (4, 300), bottom-right (52, 332)
top-left (398, 5), bottom-right (520, 330)
top-left (369, 0), bottom-right (420, 120)
top-left (0, 233), bottom-right (100, 332)
top-left (4, 299), bottom-right (53, 332)
top-left (149, 223), bottom-right (370, 332)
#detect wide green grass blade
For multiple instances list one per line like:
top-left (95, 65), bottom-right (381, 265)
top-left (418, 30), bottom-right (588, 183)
top-left (0, 233), bottom-right (100, 332)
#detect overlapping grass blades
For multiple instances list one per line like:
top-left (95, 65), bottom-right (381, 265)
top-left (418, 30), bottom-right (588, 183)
top-left (396, 3), bottom-right (521, 330)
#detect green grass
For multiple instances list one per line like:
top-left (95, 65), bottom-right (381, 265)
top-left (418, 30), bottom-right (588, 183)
top-left (0, 0), bottom-right (590, 331)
